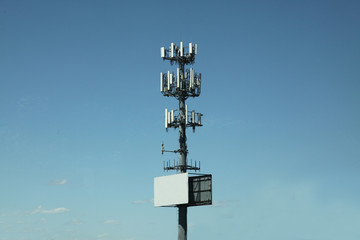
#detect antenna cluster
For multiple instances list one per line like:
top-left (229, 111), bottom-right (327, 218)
top-left (160, 68), bottom-right (201, 97)
top-left (161, 42), bottom-right (198, 64)
top-left (160, 41), bottom-right (203, 172)
top-left (163, 159), bottom-right (200, 172)
top-left (165, 107), bottom-right (202, 132)
top-left (160, 42), bottom-right (201, 99)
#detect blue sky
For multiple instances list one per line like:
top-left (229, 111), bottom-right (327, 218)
top-left (1, 0), bottom-right (360, 239)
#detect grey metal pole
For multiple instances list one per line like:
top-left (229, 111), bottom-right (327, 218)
top-left (178, 99), bottom-right (187, 172)
top-left (178, 205), bottom-right (187, 240)
top-left (178, 62), bottom-right (187, 240)
top-left (178, 61), bottom-right (187, 173)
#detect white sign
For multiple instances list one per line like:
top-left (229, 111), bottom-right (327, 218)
top-left (154, 173), bottom-right (189, 207)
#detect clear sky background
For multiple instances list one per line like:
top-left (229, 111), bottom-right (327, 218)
top-left (1, 0), bottom-right (360, 240)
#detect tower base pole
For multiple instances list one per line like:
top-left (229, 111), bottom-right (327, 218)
top-left (178, 205), bottom-right (187, 240)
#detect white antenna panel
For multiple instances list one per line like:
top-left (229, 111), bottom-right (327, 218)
top-left (161, 47), bottom-right (165, 58)
top-left (192, 111), bottom-right (195, 124)
top-left (167, 71), bottom-right (171, 90)
top-left (189, 43), bottom-right (193, 54)
top-left (170, 43), bottom-right (175, 57)
top-left (177, 68), bottom-right (180, 89)
top-left (195, 44), bottom-right (198, 54)
top-left (160, 72), bottom-right (164, 92)
top-left (171, 110), bottom-right (174, 122)
top-left (168, 111), bottom-right (171, 125)
top-left (180, 42), bottom-right (183, 56)
top-left (165, 108), bottom-right (168, 129)
top-left (185, 105), bottom-right (188, 124)
top-left (190, 68), bottom-right (194, 89)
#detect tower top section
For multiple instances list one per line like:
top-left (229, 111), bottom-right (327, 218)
top-left (160, 42), bottom-right (202, 99)
top-left (161, 42), bottom-right (198, 65)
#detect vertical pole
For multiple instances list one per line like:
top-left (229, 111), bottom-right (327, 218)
top-left (178, 205), bottom-right (187, 240)
top-left (178, 97), bottom-right (187, 172)
top-left (178, 61), bottom-right (187, 172)
top-left (178, 62), bottom-right (187, 240)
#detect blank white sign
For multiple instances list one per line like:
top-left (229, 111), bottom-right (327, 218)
top-left (154, 173), bottom-right (189, 207)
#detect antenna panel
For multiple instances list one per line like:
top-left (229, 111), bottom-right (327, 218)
top-left (161, 47), bottom-right (165, 58)
top-left (170, 43), bottom-right (175, 58)
top-left (167, 71), bottom-right (171, 90)
top-left (198, 73), bottom-right (201, 93)
top-left (190, 68), bottom-right (194, 89)
top-left (177, 68), bottom-right (180, 89)
top-left (180, 41), bottom-right (183, 56)
top-left (165, 108), bottom-right (168, 129)
top-left (160, 72), bottom-right (164, 92)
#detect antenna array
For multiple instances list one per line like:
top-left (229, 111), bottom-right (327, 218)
top-left (160, 42), bottom-right (203, 172)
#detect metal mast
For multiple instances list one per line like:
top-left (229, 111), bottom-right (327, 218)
top-left (160, 42), bottom-right (202, 240)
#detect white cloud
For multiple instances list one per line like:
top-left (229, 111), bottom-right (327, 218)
top-left (104, 220), bottom-right (120, 225)
top-left (72, 218), bottom-right (83, 225)
top-left (52, 179), bottom-right (68, 185)
top-left (97, 233), bottom-right (110, 239)
top-left (31, 206), bottom-right (70, 214)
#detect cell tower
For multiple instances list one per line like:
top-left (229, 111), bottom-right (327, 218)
top-left (154, 42), bottom-right (212, 240)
